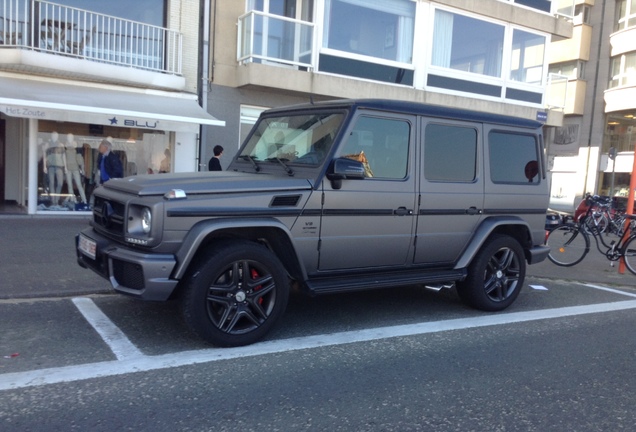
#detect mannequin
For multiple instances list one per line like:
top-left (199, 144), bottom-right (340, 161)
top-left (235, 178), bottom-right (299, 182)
top-left (64, 133), bottom-right (87, 203)
top-left (43, 131), bottom-right (66, 202)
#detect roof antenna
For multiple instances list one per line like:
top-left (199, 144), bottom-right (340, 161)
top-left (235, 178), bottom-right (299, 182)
top-left (309, 95), bottom-right (314, 105)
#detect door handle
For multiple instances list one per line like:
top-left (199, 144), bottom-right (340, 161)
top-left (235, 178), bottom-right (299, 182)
top-left (394, 207), bottom-right (413, 216)
top-left (466, 207), bottom-right (482, 215)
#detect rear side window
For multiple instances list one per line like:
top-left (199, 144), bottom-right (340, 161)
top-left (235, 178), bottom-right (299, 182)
top-left (424, 124), bottom-right (477, 182)
top-left (489, 131), bottom-right (539, 184)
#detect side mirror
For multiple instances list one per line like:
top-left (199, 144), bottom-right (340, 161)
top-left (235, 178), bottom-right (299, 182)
top-left (326, 158), bottom-right (366, 189)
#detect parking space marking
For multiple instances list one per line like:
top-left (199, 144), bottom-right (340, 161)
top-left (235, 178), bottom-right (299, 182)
top-left (583, 284), bottom-right (636, 298)
top-left (3, 299), bottom-right (636, 391)
top-left (72, 297), bottom-right (143, 361)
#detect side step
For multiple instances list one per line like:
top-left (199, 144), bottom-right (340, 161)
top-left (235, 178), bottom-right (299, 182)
top-left (305, 268), bottom-right (466, 295)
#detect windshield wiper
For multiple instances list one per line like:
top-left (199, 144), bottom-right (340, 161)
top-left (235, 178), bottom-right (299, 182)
top-left (239, 155), bottom-right (261, 172)
top-left (266, 157), bottom-right (294, 176)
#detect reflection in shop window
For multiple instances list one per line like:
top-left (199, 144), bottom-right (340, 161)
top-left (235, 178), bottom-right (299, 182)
top-left (37, 127), bottom-right (171, 212)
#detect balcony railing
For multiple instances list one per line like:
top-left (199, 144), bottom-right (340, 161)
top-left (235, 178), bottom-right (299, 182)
top-left (238, 11), bottom-right (314, 69)
top-left (0, 0), bottom-right (182, 75)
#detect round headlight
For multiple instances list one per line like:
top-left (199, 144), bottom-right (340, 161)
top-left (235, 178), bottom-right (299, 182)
top-left (141, 207), bottom-right (152, 234)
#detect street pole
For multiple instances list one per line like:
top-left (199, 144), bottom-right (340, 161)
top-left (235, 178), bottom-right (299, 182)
top-left (618, 142), bottom-right (636, 274)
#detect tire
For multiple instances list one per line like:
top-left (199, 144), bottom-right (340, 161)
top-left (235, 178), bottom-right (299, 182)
top-left (546, 225), bottom-right (589, 266)
top-left (622, 235), bottom-right (636, 276)
top-left (457, 234), bottom-right (525, 312)
top-left (181, 240), bottom-right (290, 347)
top-left (583, 212), bottom-right (608, 234)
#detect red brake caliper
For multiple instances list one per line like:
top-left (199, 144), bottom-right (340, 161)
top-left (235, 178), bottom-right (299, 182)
top-left (251, 268), bottom-right (264, 305)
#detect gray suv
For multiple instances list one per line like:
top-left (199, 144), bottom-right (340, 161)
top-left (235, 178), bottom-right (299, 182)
top-left (77, 99), bottom-right (550, 347)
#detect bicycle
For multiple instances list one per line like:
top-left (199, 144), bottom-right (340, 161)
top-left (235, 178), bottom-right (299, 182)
top-left (545, 194), bottom-right (636, 274)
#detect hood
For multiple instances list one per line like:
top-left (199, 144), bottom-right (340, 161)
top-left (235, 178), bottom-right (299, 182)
top-left (103, 171), bottom-right (314, 196)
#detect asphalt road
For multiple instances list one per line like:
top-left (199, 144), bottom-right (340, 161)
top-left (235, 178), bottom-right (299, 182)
top-left (2, 217), bottom-right (636, 431)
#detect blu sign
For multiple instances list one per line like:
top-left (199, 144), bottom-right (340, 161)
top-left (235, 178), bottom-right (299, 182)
top-left (109, 116), bottom-right (158, 129)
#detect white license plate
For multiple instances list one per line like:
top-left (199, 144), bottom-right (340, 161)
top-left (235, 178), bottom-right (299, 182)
top-left (78, 234), bottom-right (97, 260)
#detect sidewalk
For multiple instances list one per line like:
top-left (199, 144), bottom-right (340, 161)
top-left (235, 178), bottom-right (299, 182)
top-left (0, 216), bottom-right (634, 300)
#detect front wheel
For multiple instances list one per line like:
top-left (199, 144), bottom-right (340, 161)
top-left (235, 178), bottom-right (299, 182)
top-left (457, 234), bottom-right (525, 312)
top-left (621, 235), bottom-right (636, 276)
top-left (181, 240), bottom-right (290, 347)
top-left (546, 225), bottom-right (589, 266)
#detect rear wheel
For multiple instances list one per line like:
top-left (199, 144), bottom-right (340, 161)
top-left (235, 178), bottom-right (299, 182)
top-left (457, 234), bottom-right (525, 311)
top-left (181, 240), bottom-right (290, 347)
top-left (546, 225), bottom-right (589, 266)
top-left (622, 235), bottom-right (636, 276)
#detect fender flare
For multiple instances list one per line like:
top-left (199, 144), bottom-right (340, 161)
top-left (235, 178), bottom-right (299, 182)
top-left (454, 216), bottom-right (532, 270)
top-left (172, 217), bottom-right (306, 280)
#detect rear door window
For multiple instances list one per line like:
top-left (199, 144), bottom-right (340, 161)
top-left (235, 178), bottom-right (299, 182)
top-left (488, 131), bottom-right (540, 184)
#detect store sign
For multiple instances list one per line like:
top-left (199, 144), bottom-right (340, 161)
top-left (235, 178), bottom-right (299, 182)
top-left (1, 105), bottom-right (48, 118)
top-left (109, 116), bottom-right (159, 129)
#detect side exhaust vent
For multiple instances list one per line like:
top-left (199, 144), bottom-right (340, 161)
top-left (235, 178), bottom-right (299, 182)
top-left (270, 195), bottom-right (301, 207)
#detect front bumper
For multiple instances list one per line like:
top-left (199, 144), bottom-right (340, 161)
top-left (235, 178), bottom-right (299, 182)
top-left (76, 228), bottom-right (178, 301)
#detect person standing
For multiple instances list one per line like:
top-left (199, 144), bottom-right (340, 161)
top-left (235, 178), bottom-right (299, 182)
top-left (208, 145), bottom-right (224, 171)
top-left (97, 138), bottom-right (123, 184)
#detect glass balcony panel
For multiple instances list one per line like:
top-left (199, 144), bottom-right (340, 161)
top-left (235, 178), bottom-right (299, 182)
top-left (238, 11), bottom-right (313, 69)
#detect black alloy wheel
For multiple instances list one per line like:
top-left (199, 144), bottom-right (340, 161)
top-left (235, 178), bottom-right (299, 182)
top-left (457, 234), bottom-right (525, 311)
top-left (182, 240), bottom-right (290, 347)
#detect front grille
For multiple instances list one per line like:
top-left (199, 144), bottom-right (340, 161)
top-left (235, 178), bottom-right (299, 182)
top-left (93, 196), bottom-right (126, 235)
top-left (112, 259), bottom-right (145, 290)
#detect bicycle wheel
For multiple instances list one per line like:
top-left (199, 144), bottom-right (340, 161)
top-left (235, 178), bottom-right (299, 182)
top-left (621, 235), bottom-right (636, 275)
top-left (583, 212), bottom-right (608, 234)
top-left (546, 225), bottom-right (589, 266)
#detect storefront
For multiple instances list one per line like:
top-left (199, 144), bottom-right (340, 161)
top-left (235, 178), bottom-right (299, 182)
top-left (599, 111), bottom-right (636, 198)
top-left (0, 76), bottom-right (224, 215)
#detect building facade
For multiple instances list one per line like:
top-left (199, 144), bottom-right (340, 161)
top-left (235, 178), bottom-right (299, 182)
top-left (202, 0), bottom-right (573, 175)
top-left (0, 0), bottom-right (223, 214)
top-left (548, 0), bottom-right (636, 212)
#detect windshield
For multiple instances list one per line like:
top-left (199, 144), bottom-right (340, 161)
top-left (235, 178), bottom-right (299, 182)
top-left (238, 112), bottom-right (345, 166)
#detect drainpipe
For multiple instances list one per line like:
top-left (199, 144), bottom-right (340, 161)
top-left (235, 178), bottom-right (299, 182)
top-left (198, 0), bottom-right (211, 171)
top-left (582, 0), bottom-right (607, 193)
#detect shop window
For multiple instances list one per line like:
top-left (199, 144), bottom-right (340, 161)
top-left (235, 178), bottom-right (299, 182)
top-left (37, 125), bottom-right (170, 212)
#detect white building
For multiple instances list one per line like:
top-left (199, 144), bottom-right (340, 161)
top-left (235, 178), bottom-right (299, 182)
top-left (0, 0), bottom-right (224, 215)
top-left (201, 0), bottom-right (573, 173)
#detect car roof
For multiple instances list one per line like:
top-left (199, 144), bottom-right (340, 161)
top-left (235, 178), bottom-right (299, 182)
top-left (264, 98), bottom-right (544, 130)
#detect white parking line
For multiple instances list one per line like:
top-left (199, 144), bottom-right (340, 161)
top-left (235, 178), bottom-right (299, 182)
top-left (2, 299), bottom-right (636, 391)
top-left (583, 283), bottom-right (636, 298)
top-left (71, 297), bottom-right (143, 360)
